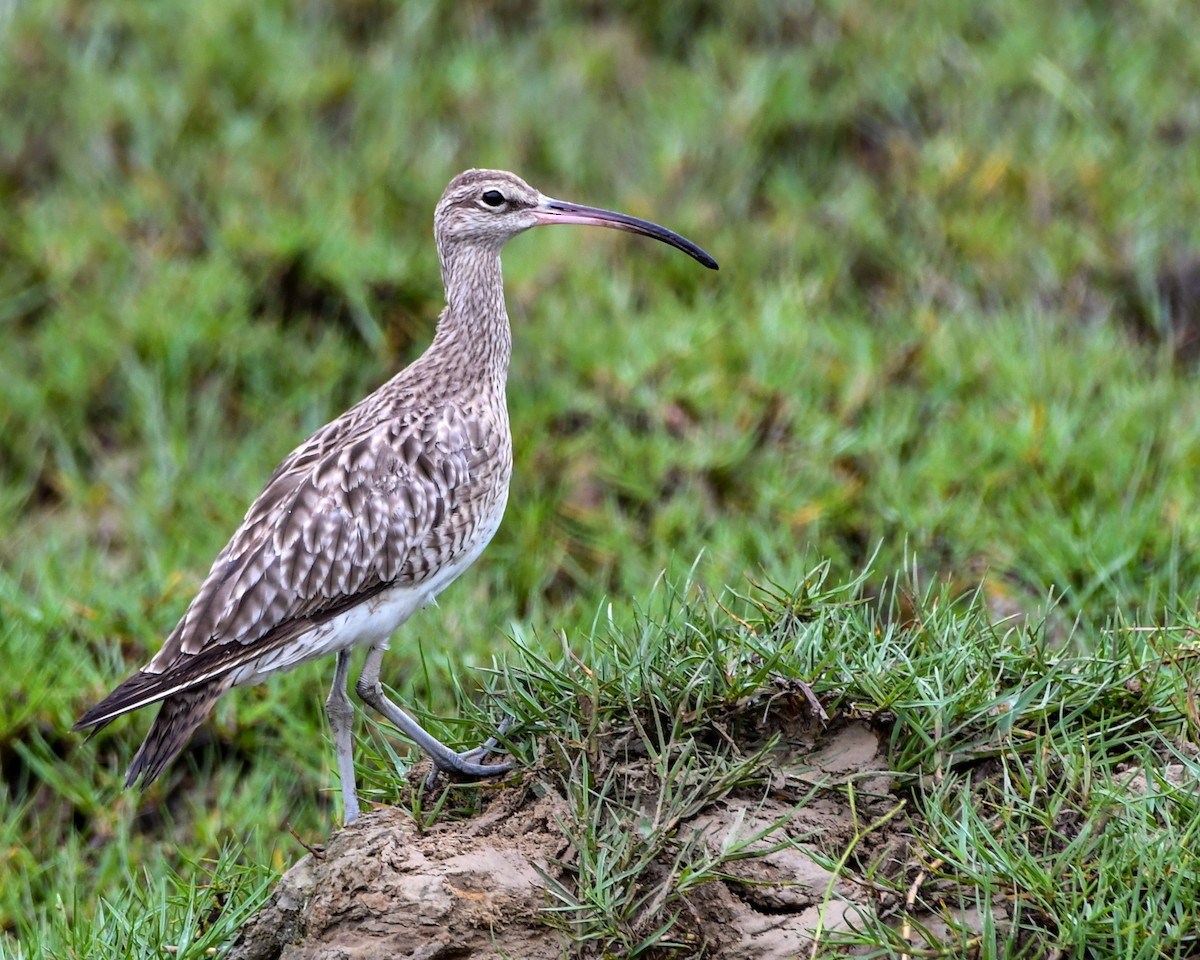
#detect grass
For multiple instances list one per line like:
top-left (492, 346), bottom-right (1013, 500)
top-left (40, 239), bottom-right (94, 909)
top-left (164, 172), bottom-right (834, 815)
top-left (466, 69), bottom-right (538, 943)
top-left (16, 843), bottom-right (274, 960)
top-left (2, 0), bottom-right (1200, 955)
top-left (515, 568), bottom-right (1200, 956)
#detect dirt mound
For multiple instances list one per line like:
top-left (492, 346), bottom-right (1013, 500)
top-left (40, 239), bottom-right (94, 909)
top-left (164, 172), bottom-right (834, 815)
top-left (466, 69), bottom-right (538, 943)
top-left (231, 792), bottom-right (568, 960)
top-left (230, 719), bottom-right (938, 958)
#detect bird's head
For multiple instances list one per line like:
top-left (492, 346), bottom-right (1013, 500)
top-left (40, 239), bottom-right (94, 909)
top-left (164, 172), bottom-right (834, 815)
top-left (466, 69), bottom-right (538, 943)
top-left (434, 170), bottom-right (543, 250)
top-left (434, 168), bottom-right (718, 270)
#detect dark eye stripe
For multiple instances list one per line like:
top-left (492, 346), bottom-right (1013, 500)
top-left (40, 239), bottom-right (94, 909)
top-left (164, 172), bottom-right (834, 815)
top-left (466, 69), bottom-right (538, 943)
top-left (481, 190), bottom-right (505, 207)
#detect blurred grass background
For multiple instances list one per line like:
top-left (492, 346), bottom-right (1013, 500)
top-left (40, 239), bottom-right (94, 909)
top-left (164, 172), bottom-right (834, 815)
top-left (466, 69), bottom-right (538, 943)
top-left (2, 0), bottom-right (1200, 950)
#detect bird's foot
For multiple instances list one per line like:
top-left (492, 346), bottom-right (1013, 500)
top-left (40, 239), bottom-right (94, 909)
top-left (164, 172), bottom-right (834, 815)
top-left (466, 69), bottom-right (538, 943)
top-left (424, 717), bottom-right (513, 790)
top-left (353, 669), bottom-right (515, 793)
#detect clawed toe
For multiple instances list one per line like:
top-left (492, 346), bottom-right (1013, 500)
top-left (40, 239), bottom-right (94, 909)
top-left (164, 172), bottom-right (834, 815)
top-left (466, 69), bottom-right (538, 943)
top-left (462, 716), bottom-right (510, 761)
top-left (424, 756), bottom-right (513, 791)
top-left (424, 718), bottom-right (514, 790)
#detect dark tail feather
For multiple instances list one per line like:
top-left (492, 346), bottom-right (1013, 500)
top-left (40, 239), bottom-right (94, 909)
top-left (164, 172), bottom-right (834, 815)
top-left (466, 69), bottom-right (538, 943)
top-left (124, 681), bottom-right (228, 788)
top-left (74, 668), bottom-right (185, 733)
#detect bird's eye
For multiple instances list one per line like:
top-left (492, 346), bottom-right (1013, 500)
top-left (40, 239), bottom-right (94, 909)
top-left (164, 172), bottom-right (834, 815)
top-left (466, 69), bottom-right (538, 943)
top-left (481, 190), bottom-right (506, 207)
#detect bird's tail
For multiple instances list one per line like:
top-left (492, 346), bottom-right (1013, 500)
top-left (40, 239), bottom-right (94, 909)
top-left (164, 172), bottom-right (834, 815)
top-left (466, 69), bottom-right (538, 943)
top-left (123, 680), bottom-right (230, 788)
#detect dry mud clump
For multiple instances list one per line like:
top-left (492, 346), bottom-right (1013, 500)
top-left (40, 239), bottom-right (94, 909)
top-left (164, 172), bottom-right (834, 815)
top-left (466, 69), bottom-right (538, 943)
top-left (231, 720), bottom-right (958, 959)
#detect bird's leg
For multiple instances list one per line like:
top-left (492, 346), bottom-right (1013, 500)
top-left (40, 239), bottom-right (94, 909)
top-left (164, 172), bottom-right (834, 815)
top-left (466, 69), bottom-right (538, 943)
top-left (354, 644), bottom-right (513, 790)
top-left (325, 650), bottom-right (361, 824)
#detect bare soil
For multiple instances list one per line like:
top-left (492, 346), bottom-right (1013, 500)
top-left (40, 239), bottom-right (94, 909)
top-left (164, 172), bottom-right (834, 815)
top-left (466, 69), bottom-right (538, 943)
top-left (230, 719), bottom-right (982, 958)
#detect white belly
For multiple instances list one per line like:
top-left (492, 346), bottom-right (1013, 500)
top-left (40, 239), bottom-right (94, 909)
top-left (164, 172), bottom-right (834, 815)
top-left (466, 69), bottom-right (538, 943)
top-left (228, 491), bottom-right (508, 686)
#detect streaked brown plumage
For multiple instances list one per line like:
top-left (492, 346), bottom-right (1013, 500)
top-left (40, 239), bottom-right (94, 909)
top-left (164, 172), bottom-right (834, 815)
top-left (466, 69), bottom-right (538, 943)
top-left (74, 169), bottom-right (718, 823)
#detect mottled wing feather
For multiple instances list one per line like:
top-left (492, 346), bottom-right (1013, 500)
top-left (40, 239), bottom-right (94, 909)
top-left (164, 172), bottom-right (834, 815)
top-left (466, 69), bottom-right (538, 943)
top-left (74, 388), bottom-right (507, 729)
top-left (171, 400), bottom-right (489, 656)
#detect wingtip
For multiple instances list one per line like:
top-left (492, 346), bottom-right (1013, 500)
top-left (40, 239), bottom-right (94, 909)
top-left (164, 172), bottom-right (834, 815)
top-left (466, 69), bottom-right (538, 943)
top-left (72, 706), bottom-right (114, 736)
top-left (73, 699), bottom-right (128, 735)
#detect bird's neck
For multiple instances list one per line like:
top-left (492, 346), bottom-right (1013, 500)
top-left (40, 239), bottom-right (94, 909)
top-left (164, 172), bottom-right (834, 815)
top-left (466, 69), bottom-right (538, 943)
top-left (430, 245), bottom-right (512, 388)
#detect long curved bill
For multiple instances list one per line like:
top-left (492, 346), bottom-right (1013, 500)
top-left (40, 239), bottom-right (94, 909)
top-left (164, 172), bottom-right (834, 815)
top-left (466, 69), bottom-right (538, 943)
top-left (534, 198), bottom-right (719, 270)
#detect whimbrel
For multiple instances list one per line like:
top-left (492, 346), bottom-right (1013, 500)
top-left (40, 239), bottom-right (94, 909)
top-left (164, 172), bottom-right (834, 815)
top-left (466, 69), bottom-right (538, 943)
top-left (74, 169), bottom-right (718, 823)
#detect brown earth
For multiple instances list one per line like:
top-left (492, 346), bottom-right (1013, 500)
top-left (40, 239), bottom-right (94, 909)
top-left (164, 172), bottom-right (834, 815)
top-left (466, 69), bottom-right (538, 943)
top-left (230, 720), bottom-right (993, 958)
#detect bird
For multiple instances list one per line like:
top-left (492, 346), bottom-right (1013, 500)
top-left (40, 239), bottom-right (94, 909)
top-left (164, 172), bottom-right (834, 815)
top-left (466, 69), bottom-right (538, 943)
top-left (73, 169), bottom-right (719, 823)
